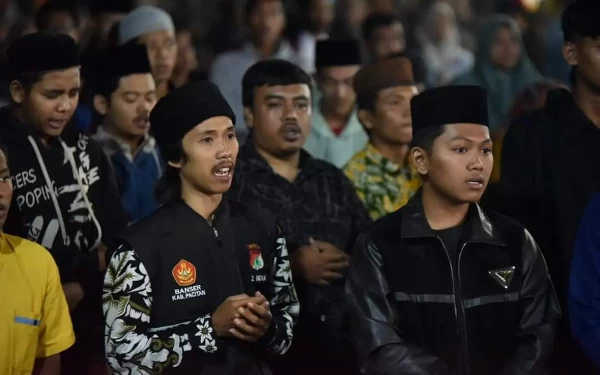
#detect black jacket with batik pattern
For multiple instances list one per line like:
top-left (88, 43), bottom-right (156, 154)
top-left (103, 198), bottom-right (299, 375)
top-left (346, 192), bottom-right (561, 375)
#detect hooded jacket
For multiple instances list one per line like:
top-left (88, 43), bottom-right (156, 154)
top-left (0, 106), bottom-right (128, 296)
top-left (346, 192), bottom-right (561, 375)
top-left (92, 125), bottom-right (164, 223)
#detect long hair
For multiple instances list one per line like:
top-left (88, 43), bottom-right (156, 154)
top-left (154, 141), bottom-right (186, 204)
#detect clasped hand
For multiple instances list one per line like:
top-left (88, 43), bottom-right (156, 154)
top-left (212, 292), bottom-right (272, 343)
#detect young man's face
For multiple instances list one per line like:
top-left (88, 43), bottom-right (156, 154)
top-left (490, 26), bottom-right (521, 71)
top-left (139, 29), bottom-right (177, 84)
top-left (369, 22), bottom-right (405, 61)
top-left (96, 73), bottom-right (157, 140)
top-left (12, 67), bottom-right (81, 140)
top-left (175, 117), bottom-right (238, 195)
top-left (564, 36), bottom-right (600, 90)
top-left (416, 124), bottom-right (493, 204)
top-left (249, 0), bottom-right (285, 44)
top-left (0, 148), bottom-right (12, 228)
top-left (317, 65), bottom-right (360, 118)
top-left (367, 85), bottom-right (418, 145)
top-left (246, 84), bottom-right (311, 157)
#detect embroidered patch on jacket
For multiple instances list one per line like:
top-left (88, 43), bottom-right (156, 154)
top-left (488, 266), bottom-right (516, 289)
top-left (172, 259), bottom-right (196, 286)
top-left (247, 244), bottom-right (264, 270)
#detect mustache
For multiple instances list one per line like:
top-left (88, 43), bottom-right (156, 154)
top-left (279, 122), bottom-right (301, 133)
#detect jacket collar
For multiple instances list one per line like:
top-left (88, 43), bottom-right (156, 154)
top-left (239, 140), bottom-right (327, 178)
top-left (400, 190), bottom-right (505, 246)
top-left (93, 125), bottom-right (155, 161)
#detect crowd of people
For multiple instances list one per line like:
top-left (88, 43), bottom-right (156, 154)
top-left (1, 0), bottom-right (600, 374)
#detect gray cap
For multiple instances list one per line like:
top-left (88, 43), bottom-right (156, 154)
top-left (118, 5), bottom-right (175, 45)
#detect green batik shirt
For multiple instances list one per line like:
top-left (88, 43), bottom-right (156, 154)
top-left (344, 143), bottom-right (422, 220)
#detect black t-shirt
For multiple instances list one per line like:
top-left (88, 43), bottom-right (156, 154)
top-left (434, 224), bottom-right (463, 267)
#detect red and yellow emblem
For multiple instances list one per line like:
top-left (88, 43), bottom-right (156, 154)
top-left (172, 259), bottom-right (196, 286)
top-left (247, 244), bottom-right (264, 270)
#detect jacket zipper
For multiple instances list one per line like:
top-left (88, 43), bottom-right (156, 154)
top-left (436, 237), bottom-right (470, 375)
top-left (457, 243), bottom-right (470, 375)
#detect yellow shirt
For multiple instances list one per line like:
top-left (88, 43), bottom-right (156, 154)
top-left (0, 233), bottom-right (75, 374)
top-left (344, 143), bottom-right (422, 220)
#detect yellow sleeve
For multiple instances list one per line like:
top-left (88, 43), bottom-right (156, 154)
top-left (36, 254), bottom-right (75, 358)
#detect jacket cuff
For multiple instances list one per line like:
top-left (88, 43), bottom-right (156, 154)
top-left (192, 314), bottom-right (219, 353)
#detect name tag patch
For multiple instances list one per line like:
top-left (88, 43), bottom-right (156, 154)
top-left (172, 284), bottom-right (207, 301)
top-left (14, 316), bottom-right (40, 326)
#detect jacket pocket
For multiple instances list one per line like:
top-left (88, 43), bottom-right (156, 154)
top-left (12, 310), bottom-right (41, 373)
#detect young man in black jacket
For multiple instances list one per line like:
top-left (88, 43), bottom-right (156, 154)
top-left (103, 81), bottom-right (299, 374)
top-left (498, 2), bottom-right (600, 372)
top-left (346, 85), bottom-right (561, 375)
top-left (0, 32), bottom-right (128, 374)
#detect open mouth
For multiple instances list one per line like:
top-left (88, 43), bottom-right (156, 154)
top-left (212, 161), bottom-right (234, 178)
top-left (48, 119), bottom-right (67, 129)
top-left (281, 123), bottom-right (301, 141)
top-left (466, 177), bottom-right (485, 188)
top-left (214, 167), bottom-right (230, 177)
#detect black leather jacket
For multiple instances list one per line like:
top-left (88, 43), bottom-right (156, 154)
top-left (346, 194), bottom-right (561, 375)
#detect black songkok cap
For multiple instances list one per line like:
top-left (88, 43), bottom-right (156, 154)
top-left (315, 39), bottom-right (362, 69)
top-left (561, 0), bottom-right (600, 42)
top-left (6, 32), bottom-right (80, 79)
top-left (151, 81), bottom-right (236, 162)
top-left (411, 86), bottom-right (489, 133)
top-left (98, 44), bottom-right (152, 84)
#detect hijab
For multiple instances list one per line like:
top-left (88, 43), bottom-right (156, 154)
top-left (417, 1), bottom-right (474, 87)
top-left (453, 15), bottom-right (542, 129)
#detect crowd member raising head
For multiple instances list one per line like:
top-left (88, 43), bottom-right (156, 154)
top-left (344, 56), bottom-right (421, 220)
top-left (92, 44), bottom-right (162, 223)
top-left (346, 85), bottom-right (560, 375)
top-left (0, 32), bottom-right (127, 375)
top-left (452, 15), bottom-right (542, 131)
top-left (230, 59), bottom-right (371, 375)
top-left (103, 81), bottom-right (299, 374)
top-left (303, 39), bottom-right (367, 168)
top-left (118, 5), bottom-right (177, 99)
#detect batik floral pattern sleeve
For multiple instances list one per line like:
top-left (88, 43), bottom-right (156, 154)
top-left (266, 229), bottom-right (300, 355)
top-left (103, 245), bottom-right (218, 374)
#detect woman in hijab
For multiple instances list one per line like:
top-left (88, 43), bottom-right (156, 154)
top-left (417, 1), bottom-right (474, 87)
top-left (452, 15), bottom-right (542, 131)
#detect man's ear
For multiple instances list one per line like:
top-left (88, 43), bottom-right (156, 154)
top-left (9, 80), bottom-right (25, 105)
top-left (562, 42), bottom-right (578, 67)
top-left (410, 147), bottom-right (429, 175)
top-left (243, 107), bottom-right (254, 130)
top-left (358, 109), bottom-right (375, 131)
top-left (93, 94), bottom-right (109, 116)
